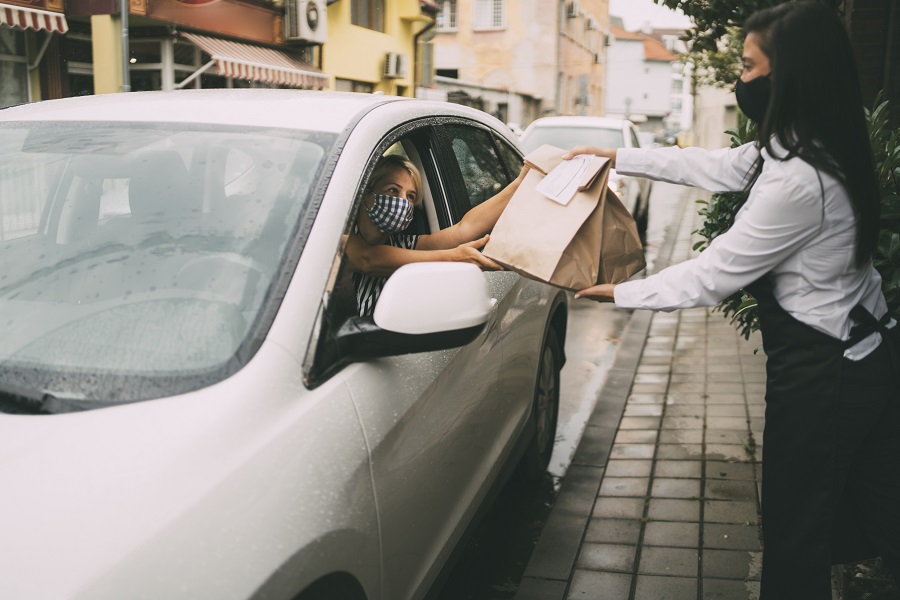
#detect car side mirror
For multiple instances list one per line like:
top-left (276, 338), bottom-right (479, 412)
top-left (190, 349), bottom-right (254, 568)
top-left (307, 263), bottom-right (495, 387)
top-left (373, 262), bottom-right (494, 334)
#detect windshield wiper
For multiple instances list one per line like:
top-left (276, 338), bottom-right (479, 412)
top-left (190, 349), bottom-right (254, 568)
top-left (0, 383), bottom-right (53, 415)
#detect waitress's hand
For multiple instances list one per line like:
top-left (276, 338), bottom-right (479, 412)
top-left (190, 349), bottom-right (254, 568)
top-left (562, 146), bottom-right (617, 168)
top-left (574, 283), bottom-right (616, 302)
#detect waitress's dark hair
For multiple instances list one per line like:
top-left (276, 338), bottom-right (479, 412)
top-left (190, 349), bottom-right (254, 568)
top-left (744, 0), bottom-right (879, 267)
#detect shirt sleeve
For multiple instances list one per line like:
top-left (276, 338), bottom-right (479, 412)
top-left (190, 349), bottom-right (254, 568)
top-left (614, 167), bottom-right (825, 311)
top-left (616, 143), bottom-right (760, 193)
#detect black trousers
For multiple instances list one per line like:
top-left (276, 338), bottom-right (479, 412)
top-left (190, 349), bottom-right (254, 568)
top-left (759, 322), bottom-right (900, 599)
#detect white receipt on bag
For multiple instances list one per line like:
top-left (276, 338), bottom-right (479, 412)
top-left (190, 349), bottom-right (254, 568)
top-left (535, 154), bottom-right (592, 206)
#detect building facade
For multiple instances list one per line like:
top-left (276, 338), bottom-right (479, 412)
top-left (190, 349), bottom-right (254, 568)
top-left (429, 0), bottom-right (610, 128)
top-left (325, 0), bottom-right (437, 96)
top-left (604, 24), bottom-right (678, 135)
top-left (0, 0), bottom-right (438, 107)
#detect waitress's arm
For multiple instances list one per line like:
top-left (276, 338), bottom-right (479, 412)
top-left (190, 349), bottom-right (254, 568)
top-left (605, 170), bottom-right (822, 310)
top-left (567, 142), bottom-right (760, 194)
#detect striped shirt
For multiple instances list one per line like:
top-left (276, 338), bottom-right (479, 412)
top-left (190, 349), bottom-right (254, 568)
top-left (352, 232), bottom-right (419, 316)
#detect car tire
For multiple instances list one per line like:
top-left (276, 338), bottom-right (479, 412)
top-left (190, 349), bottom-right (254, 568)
top-left (516, 327), bottom-right (561, 482)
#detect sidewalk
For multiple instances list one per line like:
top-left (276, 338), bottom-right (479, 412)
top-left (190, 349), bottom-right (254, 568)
top-left (514, 187), bottom-right (831, 600)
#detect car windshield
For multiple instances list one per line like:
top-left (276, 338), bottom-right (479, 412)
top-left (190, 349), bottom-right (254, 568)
top-left (520, 126), bottom-right (625, 154)
top-left (0, 121), bottom-right (335, 413)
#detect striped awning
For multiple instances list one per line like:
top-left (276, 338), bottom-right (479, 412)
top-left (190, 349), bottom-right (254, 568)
top-left (0, 3), bottom-right (68, 33)
top-left (181, 32), bottom-right (328, 90)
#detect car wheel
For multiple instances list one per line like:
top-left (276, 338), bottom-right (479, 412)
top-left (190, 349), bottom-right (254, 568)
top-left (517, 327), bottom-right (561, 482)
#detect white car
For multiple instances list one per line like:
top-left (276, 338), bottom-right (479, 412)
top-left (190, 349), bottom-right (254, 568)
top-left (519, 116), bottom-right (653, 239)
top-left (0, 90), bottom-right (568, 600)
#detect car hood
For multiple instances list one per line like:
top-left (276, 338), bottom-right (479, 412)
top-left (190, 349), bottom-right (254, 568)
top-left (0, 340), bottom-right (315, 599)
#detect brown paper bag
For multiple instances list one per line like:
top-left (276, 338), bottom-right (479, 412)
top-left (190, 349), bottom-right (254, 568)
top-left (483, 143), bottom-right (645, 292)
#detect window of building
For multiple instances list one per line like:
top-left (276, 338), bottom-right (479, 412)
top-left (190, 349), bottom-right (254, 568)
top-left (437, 0), bottom-right (457, 31)
top-left (436, 68), bottom-right (458, 79)
top-left (60, 32), bottom-right (94, 97)
top-left (335, 78), bottom-right (375, 93)
top-left (671, 78), bottom-right (683, 93)
top-left (473, 0), bottom-right (505, 30)
top-left (351, 0), bottom-right (385, 32)
top-left (0, 28), bottom-right (28, 108)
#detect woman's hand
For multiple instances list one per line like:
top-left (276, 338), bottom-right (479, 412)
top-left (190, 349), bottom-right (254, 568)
top-left (514, 163), bottom-right (530, 183)
top-left (450, 235), bottom-right (503, 270)
top-left (562, 146), bottom-right (617, 168)
top-left (574, 283), bottom-right (616, 302)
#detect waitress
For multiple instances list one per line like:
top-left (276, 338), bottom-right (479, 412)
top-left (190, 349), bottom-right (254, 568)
top-left (566, 2), bottom-right (900, 598)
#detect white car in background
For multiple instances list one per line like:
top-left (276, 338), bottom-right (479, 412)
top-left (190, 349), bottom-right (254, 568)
top-left (0, 90), bottom-right (568, 600)
top-left (519, 116), bottom-right (653, 240)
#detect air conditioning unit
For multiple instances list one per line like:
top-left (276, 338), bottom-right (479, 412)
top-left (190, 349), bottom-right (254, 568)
top-left (383, 52), bottom-right (408, 79)
top-left (284, 0), bottom-right (327, 44)
top-left (586, 17), bottom-right (597, 30)
top-left (566, 0), bottom-right (580, 18)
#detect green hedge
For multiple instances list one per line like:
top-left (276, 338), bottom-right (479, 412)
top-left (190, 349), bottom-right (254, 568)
top-left (693, 95), bottom-right (900, 339)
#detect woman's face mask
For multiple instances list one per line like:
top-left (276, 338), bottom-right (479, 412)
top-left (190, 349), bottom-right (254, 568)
top-left (366, 193), bottom-right (414, 234)
top-left (735, 74), bottom-right (771, 124)
top-left (736, 33), bottom-right (772, 124)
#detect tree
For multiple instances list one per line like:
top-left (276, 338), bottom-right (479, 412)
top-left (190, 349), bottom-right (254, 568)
top-left (653, 0), bottom-right (843, 53)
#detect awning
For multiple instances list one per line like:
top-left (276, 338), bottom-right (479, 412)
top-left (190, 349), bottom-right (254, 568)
top-left (180, 32), bottom-right (328, 90)
top-left (0, 3), bottom-right (68, 33)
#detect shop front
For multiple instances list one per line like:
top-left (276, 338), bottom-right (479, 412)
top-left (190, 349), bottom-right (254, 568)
top-left (64, 0), bottom-right (327, 95)
top-left (0, 0), bottom-right (68, 107)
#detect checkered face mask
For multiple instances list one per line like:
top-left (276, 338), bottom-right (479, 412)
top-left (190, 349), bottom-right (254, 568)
top-left (367, 194), bottom-right (414, 234)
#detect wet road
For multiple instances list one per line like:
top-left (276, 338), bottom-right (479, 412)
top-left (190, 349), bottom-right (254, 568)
top-left (435, 181), bottom-right (689, 600)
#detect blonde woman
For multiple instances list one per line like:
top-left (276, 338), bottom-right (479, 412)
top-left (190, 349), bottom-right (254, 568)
top-left (346, 154), bottom-right (527, 316)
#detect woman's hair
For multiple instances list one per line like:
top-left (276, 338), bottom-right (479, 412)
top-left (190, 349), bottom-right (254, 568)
top-left (368, 154), bottom-right (422, 204)
top-left (744, 0), bottom-right (879, 267)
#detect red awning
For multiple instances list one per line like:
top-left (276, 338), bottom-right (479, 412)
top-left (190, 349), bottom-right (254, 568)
top-left (181, 32), bottom-right (328, 90)
top-left (0, 3), bottom-right (67, 33)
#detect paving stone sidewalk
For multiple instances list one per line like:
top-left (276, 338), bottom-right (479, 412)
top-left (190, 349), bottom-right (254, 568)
top-left (514, 188), bottom-right (834, 600)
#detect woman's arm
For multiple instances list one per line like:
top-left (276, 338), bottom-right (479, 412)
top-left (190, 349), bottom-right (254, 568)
top-left (584, 168), bottom-right (824, 310)
top-left (565, 142), bottom-right (761, 194)
top-left (417, 165), bottom-right (529, 251)
top-left (345, 232), bottom-right (501, 278)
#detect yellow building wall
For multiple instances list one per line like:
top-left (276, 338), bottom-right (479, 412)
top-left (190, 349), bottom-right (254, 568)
top-left (90, 15), bottom-right (123, 94)
top-left (324, 0), bottom-right (431, 96)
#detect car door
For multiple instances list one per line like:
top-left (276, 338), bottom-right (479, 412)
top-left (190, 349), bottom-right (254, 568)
top-left (432, 122), bottom-right (545, 444)
top-left (314, 120), bottom-right (514, 600)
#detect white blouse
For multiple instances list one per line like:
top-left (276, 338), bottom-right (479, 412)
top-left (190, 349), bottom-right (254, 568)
top-left (613, 140), bottom-right (890, 359)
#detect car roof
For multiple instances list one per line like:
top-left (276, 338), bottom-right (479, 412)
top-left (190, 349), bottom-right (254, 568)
top-left (525, 116), bottom-right (632, 130)
top-left (0, 89), bottom-right (406, 133)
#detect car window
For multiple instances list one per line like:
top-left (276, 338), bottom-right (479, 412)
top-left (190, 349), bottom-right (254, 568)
top-left (520, 126), bottom-right (625, 154)
top-left (442, 124), bottom-right (507, 213)
top-left (0, 121), bottom-right (335, 411)
top-left (494, 135), bottom-right (524, 180)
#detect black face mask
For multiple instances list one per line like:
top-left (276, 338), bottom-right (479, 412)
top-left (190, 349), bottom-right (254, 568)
top-left (735, 74), bottom-right (771, 124)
